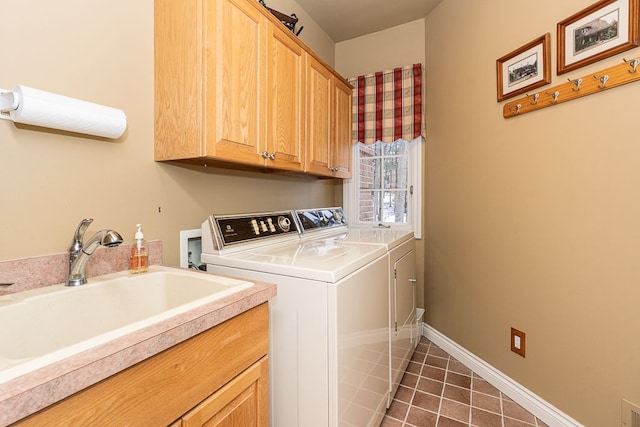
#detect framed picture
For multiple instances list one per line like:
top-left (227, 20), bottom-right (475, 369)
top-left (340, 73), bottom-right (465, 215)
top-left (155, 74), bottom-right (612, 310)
top-left (496, 34), bottom-right (551, 102)
top-left (557, 0), bottom-right (640, 75)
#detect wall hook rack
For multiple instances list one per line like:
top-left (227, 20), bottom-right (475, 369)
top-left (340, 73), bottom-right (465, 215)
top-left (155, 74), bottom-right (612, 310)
top-left (504, 57), bottom-right (640, 118)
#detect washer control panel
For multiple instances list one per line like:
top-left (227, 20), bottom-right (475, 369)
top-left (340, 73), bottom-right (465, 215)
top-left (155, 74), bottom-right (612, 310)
top-left (213, 211), bottom-right (298, 246)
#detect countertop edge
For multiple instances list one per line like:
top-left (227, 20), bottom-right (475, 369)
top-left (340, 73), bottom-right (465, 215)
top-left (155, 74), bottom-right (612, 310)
top-left (0, 280), bottom-right (276, 426)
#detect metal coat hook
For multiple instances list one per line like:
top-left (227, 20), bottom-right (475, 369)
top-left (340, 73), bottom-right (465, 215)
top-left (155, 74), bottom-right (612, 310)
top-left (567, 77), bottom-right (582, 91)
top-left (623, 58), bottom-right (640, 73)
top-left (510, 103), bottom-right (522, 115)
top-left (526, 93), bottom-right (539, 105)
top-left (545, 91), bottom-right (560, 103)
top-left (593, 74), bottom-right (609, 88)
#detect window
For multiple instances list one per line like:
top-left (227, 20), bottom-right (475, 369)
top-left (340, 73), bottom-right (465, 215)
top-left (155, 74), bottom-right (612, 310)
top-left (345, 64), bottom-right (423, 237)
top-left (343, 137), bottom-right (422, 238)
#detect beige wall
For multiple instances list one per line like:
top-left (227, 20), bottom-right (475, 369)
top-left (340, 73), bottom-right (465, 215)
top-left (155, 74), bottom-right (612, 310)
top-left (426, 1), bottom-right (640, 425)
top-left (0, 0), bottom-right (339, 266)
top-left (336, 19), bottom-right (426, 78)
top-left (335, 20), bottom-right (427, 313)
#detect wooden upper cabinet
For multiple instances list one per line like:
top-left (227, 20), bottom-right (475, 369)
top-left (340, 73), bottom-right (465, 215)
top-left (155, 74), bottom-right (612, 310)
top-left (155, 0), bottom-right (351, 177)
top-left (305, 55), bottom-right (333, 176)
top-left (205, 0), bottom-right (267, 165)
top-left (266, 24), bottom-right (305, 172)
top-left (154, 0), bottom-right (205, 161)
top-left (333, 78), bottom-right (352, 179)
top-left (305, 56), bottom-right (352, 178)
top-left (155, 0), bottom-right (267, 166)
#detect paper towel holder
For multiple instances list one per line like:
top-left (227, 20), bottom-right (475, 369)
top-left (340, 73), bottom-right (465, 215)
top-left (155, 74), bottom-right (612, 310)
top-left (0, 85), bottom-right (127, 139)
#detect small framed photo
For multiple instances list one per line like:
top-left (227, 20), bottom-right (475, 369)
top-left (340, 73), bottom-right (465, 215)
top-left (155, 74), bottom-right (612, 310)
top-left (557, 0), bottom-right (640, 75)
top-left (496, 34), bottom-right (551, 102)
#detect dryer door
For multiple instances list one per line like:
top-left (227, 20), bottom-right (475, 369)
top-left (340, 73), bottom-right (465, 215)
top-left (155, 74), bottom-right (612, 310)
top-left (390, 248), bottom-right (416, 405)
top-left (394, 249), bottom-right (416, 337)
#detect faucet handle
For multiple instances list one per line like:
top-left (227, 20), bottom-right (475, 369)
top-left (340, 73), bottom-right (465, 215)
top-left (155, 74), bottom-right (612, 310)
top-left (69, 218), bottom-right (93, 253)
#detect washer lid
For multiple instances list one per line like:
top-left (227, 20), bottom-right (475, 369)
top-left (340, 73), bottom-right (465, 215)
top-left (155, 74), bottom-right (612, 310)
top-left (201, 237), bottom-right (386, 283)
top-left (333, 228), bottom-right (414, 250)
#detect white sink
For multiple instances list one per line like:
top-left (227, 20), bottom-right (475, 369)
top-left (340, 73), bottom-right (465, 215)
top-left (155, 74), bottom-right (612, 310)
top-left (0, 266), bottom-right (253, 383)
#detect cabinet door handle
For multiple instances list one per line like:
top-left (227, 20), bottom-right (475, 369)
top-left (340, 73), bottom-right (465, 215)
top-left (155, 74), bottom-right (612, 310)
top-left (261, 151), bottom-right (269, 159)
top-left (268, 153), bottom-right (276, 160)
top-left (409, 279), bottom-right (417, 284)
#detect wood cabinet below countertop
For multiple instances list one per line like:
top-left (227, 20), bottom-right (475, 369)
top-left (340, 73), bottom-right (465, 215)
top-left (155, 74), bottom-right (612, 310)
top-left (13, 303), bottom-right (270, 427)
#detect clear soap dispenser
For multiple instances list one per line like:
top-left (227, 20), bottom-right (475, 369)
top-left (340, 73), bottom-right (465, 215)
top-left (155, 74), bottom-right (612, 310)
top-left (130, 224), bottom-right (148, 274)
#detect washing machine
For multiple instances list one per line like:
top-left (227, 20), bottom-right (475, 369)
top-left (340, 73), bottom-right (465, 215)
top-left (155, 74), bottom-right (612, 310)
top-left (201, 211), bottom-right (390, 427)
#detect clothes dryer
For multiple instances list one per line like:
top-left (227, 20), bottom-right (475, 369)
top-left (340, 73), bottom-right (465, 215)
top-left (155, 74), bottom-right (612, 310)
top-left (294, 208), bottom-right (418, 407)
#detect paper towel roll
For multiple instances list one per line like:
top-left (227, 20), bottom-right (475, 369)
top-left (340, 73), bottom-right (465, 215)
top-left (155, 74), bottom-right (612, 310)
top-left (9, 85), bottom-right (127, 139)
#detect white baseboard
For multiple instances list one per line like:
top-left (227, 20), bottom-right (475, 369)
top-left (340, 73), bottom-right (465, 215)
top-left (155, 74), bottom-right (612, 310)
top-left (422, 323), bottom-right (584, 427)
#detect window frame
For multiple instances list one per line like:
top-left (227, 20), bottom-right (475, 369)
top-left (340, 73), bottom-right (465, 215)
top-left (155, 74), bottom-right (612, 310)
top-left (343, 136), bottom-right (423, 239)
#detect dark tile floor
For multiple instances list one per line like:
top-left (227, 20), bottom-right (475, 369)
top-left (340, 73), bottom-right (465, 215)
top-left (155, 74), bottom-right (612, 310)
top-left (382, 337), bottom-right (549, 427)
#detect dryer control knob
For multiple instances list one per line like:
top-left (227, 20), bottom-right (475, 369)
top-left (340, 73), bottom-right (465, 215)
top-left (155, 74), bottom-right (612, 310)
top-left (278, 216), bottom-right (291, 232)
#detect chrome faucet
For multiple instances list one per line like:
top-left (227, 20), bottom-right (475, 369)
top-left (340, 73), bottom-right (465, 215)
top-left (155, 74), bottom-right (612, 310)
top-left (67, 218), bottom-right (123, 286)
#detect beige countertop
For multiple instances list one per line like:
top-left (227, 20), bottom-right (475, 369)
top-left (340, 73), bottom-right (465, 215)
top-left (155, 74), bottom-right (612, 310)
top-left (0, 278), bottom-right (276, 426)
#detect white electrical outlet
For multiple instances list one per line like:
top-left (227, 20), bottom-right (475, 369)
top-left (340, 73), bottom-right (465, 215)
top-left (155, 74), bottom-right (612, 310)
top-left (510, 327), bottom-right (526, 357)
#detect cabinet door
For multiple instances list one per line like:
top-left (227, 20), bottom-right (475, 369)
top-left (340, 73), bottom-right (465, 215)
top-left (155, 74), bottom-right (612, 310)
top-left (266, 25), bottom-right (305, 171)
top-left (332, 78), bottom-right (352, 178)
top-left (206, 0), bottom-right (267, 165)
top-left (154, 0), bottom-right (206, 161)
top-left (305, 55), bottom-right (333, 176)
top-left (181, 356), bottom-right (269, 427)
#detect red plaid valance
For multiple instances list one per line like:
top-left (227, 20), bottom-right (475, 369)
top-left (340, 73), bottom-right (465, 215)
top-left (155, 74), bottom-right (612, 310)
top-left (348, 64), bottom-right (423, 145)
